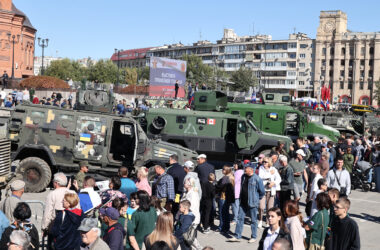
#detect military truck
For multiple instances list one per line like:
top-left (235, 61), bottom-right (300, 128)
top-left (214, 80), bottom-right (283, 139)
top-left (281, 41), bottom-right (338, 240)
top-left (138, 107), bottom-right (292, 163)
top-left (4, 90), bottom-right (197, 192)
top-left (193, 91), bottom-right (340, 142)
top-left (0, 110), bottom-right (12, 192)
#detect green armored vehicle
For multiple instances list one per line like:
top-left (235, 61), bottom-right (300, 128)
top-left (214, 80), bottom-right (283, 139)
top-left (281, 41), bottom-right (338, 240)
top-left (138, 107), bottom-right (292, 163)
top-left (193, 91), bottom-right (340, 142)
top-left (5, 89), bottom-right (197, 192)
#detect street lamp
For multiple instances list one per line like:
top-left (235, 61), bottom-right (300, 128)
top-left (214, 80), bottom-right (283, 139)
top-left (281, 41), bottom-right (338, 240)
top-left (7, 33), bottom-right (20, 79)
top-left (37, 37), bottom-right (49, 75)
top-left (114, 49), bottom-right (123, 86)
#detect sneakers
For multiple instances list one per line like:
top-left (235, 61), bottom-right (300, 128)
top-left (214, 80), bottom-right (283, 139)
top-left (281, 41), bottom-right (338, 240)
top-left (227, 236), bottom-right (240, 242)
top-left (257, 220), bottom-right (263, 229)
top-left (248, 238), bottom-right (257, 243)
top-left (203, 228), bottom-right (210, 234)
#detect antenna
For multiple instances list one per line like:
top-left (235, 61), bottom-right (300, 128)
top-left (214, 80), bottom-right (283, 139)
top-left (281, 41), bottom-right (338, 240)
top-left (293, 27), bottom-right (296, 34)
top-left (199, 29), bottom-right (202, 41)
top-left (253, 22), bottom-right (255, 35)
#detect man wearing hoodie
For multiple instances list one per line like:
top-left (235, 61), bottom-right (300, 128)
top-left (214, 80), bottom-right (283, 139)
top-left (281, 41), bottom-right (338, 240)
top-left (101, 207), bottom-right (126, 250)
top-left (175, 200), bottom-right (195, 250)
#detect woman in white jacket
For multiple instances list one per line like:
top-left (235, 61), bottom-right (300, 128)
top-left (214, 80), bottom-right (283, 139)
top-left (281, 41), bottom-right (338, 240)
top-left (258, 157), bottom-right (281, 228)
top-left (284, 200), bottom-right (306, 250)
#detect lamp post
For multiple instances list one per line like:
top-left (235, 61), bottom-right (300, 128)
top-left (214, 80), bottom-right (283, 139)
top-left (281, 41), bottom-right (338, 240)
top-left (37, 37), bottom-right (49, 75)
top-left (114, 49), bottom-right (123, 86)
top-left (7, 33), bottom-right (20, 79)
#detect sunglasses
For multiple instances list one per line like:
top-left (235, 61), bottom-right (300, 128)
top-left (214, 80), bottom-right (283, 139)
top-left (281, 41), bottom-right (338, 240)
top-left (262, 161), bottom-right (268, 164)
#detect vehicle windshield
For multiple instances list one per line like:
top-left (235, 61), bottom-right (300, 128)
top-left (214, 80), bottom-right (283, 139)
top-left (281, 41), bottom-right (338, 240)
top-left (247, 119), bottom-right (258, 131)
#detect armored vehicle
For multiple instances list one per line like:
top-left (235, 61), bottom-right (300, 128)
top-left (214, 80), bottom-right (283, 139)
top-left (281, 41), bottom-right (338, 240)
top-left (192, 91), bottom-right (340, 142)
top-left (138, 107), bottom-right (292, 163)
top-left (0, 109), bottom-right (11, 191)
top-left (5, 90), bottom-right (197, 192)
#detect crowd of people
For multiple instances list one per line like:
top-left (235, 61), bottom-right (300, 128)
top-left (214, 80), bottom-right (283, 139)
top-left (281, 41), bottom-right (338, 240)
top-left (0, 131), bottom-right (376, 250)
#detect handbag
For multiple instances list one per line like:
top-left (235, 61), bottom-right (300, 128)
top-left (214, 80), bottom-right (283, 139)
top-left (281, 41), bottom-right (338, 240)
top-left (183, 223), bottom-right (197, 246)
top-left (333, 170), bottom-right (347, 197)
top-left (309, 212), bottom-right (326, 250)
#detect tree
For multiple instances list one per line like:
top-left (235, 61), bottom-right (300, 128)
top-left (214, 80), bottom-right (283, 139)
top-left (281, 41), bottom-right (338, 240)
top-left (230, 66), bottom-right (258, 92)
top-left (182, 54), bottom-right (214, 87)
top-left (122, 67), bottom-right (138, 85)
top-left (45, 58), bottom-right (87, 81)
top-left (137, 66), bottom-right (150, 84)
top-left (88, 59), bottom-right (118, 83)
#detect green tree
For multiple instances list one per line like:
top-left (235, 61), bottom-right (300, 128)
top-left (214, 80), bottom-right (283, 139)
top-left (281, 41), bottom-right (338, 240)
top-left (182, 54), bottom-right (214, 87)
top-left (137, 66), bottom-right (150, 84)
top-left (230, 66), bottom-right (258, 92)
top-left (122, 67), bottom-right (138, 85)
top-left (88, 59), bottom-right (118, 83)
top-left (45, 58), bottom-right (87, 81)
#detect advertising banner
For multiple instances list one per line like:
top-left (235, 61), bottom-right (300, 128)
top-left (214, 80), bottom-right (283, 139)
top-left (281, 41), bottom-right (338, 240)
top-left (149, 57), bottom-right (187, 98)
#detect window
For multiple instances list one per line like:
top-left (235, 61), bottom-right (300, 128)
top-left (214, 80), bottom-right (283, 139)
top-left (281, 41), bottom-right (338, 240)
top-left (199, 96), bottom-right (207, 102)
top-left (300, 44), bottom-right (308, 48)
top-left (340, 81), bottom-right (344, 89)
top-left (288, 43), bottom-right (297, 49)
top-left (341, 47), bottom-right (346, 55)
top-left (299, 63), bottom-right (305, 68)
top-left (231, 111), bottom-right (240, 115)
top-left (289, 53), bottom-right (296, 58)
top-left (299, 81), bottom-right (305, 85)
top-left (237, 121), bottom-right (247, 133)
top-left (266, 94), bottom-right (274, 100)
top-left (246, 112), bottom-right (253, 119)
top-left (288, 62), bottom-right (296, 68)
top-left (288, 71), bottom-right (296, 76)
top-left (341, 60), bottom-right (345, 66)
top-left (176, 116), bottom-right (187, 124)
top-left (300, 54), bottom-right (306, 58)
top-left (340, 70), bottom-right (344, 77)
top-left (368, 81), bottom-right (373, 90)
top-left (299, 72), bottom-right (307, 76)
top-left (361, 47), bottom-right (365, 56)
top-left (348, 82), bottom-right (353, 89)
top-left (322, 48), bottom-right (326, 56)
top-left (360, 82), bottom-right (364, 90)
top-left (329, 59), bottom-right (334, 66)
top-left (370, 47), bottom-right (374, 55)
top-left (282, 96), bottom-right (291, 102)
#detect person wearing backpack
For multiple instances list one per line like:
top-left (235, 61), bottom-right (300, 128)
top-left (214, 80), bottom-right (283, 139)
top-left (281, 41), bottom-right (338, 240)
top-left (327, 157), bottom-right (351, 197)
top-left (0, 202), bottom-right (39, 250)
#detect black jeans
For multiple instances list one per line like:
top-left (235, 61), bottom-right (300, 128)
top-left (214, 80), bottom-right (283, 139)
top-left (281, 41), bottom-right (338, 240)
top-left (279, 190), bottom-right (292, 212)
top-left (200, 199), bottom-right (213, 229)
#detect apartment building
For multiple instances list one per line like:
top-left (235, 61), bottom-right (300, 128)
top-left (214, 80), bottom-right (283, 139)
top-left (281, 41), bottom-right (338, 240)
top-left (314, 10), bottom-right (379, 104)
top-left (147, 29), bottom-right (314, 97)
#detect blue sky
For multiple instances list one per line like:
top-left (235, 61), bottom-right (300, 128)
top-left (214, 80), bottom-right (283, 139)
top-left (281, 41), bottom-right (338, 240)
top-left (13, 0), bottom-right (380, 60)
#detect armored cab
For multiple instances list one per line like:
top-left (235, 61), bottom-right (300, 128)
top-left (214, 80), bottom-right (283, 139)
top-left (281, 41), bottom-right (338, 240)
top-left (6, 101), bottom-right (197, 192)
top-left (75, 89), bottom-right (115, 113)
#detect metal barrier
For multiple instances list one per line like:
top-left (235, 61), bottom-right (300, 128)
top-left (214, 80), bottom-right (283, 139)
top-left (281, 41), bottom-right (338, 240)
top-left (24, 200), bottom-right (46, 249)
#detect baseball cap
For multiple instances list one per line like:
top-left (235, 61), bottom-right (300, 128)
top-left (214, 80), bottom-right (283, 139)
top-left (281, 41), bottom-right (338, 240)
top-left (243, 159), bottom-right (250, 165)
top-left (78, 218), bottom-right (98, 232)
top-left (10, 180), bottom-right (25, 191)
top-left (99, 207), bottom-right (119, 220)
top-left (184, 161), bottom-right (194, 169)
top-left (296, 149), bottom-right (306, 157)
top-left (197, 154), bottom-right (207, 159)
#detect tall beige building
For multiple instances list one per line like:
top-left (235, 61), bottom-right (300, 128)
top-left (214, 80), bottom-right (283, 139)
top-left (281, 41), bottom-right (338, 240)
top-left (314, 10), bottom-right (380, 105)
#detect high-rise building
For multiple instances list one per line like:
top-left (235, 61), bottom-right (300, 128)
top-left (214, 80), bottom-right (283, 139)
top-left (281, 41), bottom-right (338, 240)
top-left (314, 10), bottom-right (379, 105)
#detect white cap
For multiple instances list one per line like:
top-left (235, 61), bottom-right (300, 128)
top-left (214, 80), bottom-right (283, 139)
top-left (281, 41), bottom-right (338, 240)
top-left (296, 149), bottom-right (306, 157)
top-left (184, 161), bottom-right (194, 169)
top-left (197, 154), bottom-right (207, 159)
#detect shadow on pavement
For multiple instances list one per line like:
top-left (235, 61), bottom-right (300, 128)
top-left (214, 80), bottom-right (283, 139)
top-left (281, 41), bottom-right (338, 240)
top-left (349, 213), bottom-right (380, 224)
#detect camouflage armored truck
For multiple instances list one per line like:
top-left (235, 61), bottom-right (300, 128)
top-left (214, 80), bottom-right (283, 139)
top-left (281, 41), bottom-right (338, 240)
top-left (138, 107), bottom-right (292, 163)
top-left (5, 90), bottom-right (197, 192)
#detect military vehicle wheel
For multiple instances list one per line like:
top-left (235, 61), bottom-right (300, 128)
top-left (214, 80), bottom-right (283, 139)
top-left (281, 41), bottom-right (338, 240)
top-left (17, 157), bottom-right (52, 193)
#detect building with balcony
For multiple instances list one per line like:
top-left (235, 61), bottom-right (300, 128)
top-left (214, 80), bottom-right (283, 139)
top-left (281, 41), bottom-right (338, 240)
top-left (146, 29), bottom-right (314, 97)
top-left (314, 10), bottom-right (379, 105)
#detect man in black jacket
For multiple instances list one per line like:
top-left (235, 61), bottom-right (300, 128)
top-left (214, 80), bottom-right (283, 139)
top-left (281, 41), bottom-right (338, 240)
top-left (166, 154), bottom-right (187, 215)
top-left (329, 197), bottom-right (360, 250)
top-left (194, 154), bottom-right (215, 184)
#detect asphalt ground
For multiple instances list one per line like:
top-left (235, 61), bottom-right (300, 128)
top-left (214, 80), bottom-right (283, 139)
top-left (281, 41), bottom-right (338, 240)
top-left (1, 188), bottom-right (379, 250)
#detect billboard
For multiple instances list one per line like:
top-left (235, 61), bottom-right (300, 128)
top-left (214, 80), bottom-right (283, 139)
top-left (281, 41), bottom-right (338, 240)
top-left (149, 57), bottom-right (187, 98)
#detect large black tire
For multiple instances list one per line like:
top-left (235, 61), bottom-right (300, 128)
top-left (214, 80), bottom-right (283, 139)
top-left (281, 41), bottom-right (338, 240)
top-left (17, 157), bottom-right (52, 193)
